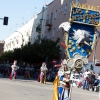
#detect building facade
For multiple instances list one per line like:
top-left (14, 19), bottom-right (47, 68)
top-left (86, 0), bottom-right (100, 62)
top-left (45, 0), bottom-right (87, 58)
top-left (0, 41), bottom-right (4, 54)
top-left (30, 7), bottom-right (47, 44)
top-left (45, 0), bottom-right (100, 61)
top-left (4, 0), bottom-right (100, 62)
top-left (4, 18), bottom-right (34, 51)
top-left (4, 8), bottom-right (47, 51)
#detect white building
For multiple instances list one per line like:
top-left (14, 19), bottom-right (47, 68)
top-left (30, 7), bottom-right (47, 44)
top-left (4, 7), bottom-right (47, 51)
top-left (4, 18), bottom-right (34, 51)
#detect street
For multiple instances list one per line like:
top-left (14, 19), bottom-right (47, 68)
top-left (0, 77), bottom-right (99, 100)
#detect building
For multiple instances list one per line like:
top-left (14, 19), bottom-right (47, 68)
top-left (45, 0), bottom-right (100, 61)
top-left (0, 41), bottom-right (4, 54)
top-left (4, 0), bottom-right (100, 62)
top-left (4, 18), bottom-right (34, 51)
top-left (45, 0), bottom-right (87, 58)
top-left (87, 0), bottom-right (100, 62)
top-left (4, 7), bottom-right (47, 51)
top-left (30, 7), bottom-right (47, 44)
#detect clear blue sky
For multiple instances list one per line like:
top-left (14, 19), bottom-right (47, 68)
top-left (0, 0), bottom-right (52, 40)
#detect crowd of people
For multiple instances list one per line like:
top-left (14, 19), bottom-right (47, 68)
top-left (0, 60), bottom-right (99, 93)
top-left (73, 69), bottom-right (100, 92)
top-left (0, 61), bottom-right (56, 82)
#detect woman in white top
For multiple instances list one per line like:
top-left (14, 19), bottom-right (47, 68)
top-left (11, 60), bottom-right (19, 80)
top-left (40, 62), bottom-right (47, 84)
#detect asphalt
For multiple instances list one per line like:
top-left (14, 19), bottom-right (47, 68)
top-left (0, 74), bottom-right (99, 100)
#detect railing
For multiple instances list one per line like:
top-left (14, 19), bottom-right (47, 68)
top-left (36, 25), bottom-right (41, 33)
top-left (46, 19), bottom-right (52, 27)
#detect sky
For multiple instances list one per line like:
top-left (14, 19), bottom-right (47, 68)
top-left (0, 0), bottom-right (52, 40)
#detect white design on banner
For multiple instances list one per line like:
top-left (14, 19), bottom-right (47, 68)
top-left (72, 29), bottom-right (92, 46)
top-left (59, 22), bottom-right (71, 32)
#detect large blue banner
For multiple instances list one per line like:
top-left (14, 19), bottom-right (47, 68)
top-left (67, 23), bottom-right (95, 58)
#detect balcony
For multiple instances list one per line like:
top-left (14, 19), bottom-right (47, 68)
top-left (46, 19), bottom-right (52, 27)
top-left (47, 27), bottom-right (52, 31)
top-left (36, 24), bottom-right (41, 33)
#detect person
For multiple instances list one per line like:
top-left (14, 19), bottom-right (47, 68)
top-left (40, 70), bottom-right (44, 83)
top-left (58, 68), bottom-right (71, 100)
top-left (82, 69), bottom-right (90, 90)
top-left (53, 59), bottom-right (72, 100)
top-left (24, 63), bottom-right (30, 79)
top-left (77, 72), bottom-right (83, 88)
top-left (40, 62), bottom-right (47, 84)
top-left (10, 60), bottom-right (19, 80)
top-left (61, 59), bottom-right (68, 71)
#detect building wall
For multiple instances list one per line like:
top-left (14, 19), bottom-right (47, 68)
top-left (4, 8), bottom-right (47, 51)
top-left (45, 0), bottom-right (87, 58)
top-left (4, 0), bottom-right (100, 62)
top-left (45, 0), bottom-right (87, 40)
top-left (86, 0), bottom-right (100, 61)
top-left (0, 41), bottom-right (4, 54)
top-left (89, 40), bottom-right (100, 62)
top-left (4, 18), bottom-right (34, 51)
top-left (30, 8), bottom-right (47, 44)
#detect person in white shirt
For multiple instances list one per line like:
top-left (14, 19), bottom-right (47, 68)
top-left (40, 62), bottom-right (47, 84)
top-left (11, 60), bottom-right (19, 80)
top-left (83, 69), bottom-right (90, 90)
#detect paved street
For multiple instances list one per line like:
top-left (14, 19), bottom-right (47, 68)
top-left (0, 77), bottom-right (99, 100)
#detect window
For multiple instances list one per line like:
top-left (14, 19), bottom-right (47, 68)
top-left (43, 19), bottom-right (45, 27)
top-left (50, 12), bottom-right (53, 24)
top-left (61, 6), bottom-right (63, 12)
top-left (64, 4), bottom-right (67, 14)
top-left (76, 0), bottom-right (79, 6)
top-left (59, 8), bottom-right (61, 14)
top-left (59, 28), bottom-right (60, 32)
top-left (60, 46), bottom-right (63, 54)
top-left (47, 31), bottom-right (50, 39)
top-left (69, 1), bottom-right (72, 12)
top-left (42, 34), bottom-right (43, 38)
top-left (56, 27), bottom-right (58, 32)
top-left (52, 28), bottom-right (55, 37)
top-left (55, 10), bottom-right (57, 19)
top-left (56, 27), bottom-right (59, 32)
top-left (76, 0), bottom-right (79, 3)
top-left (61, 0), bottom-right (64, 5)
